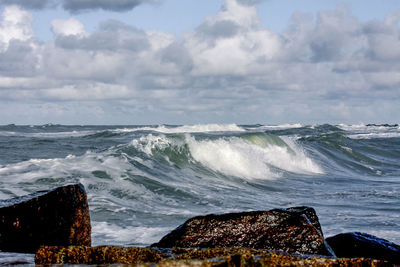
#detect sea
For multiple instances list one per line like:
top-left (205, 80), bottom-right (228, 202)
top-left (1, 123), bottom-right (400, 264)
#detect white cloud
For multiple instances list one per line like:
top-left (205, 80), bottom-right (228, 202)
top-left (51, 18), bottom-right (86, 36)
top-left (0, 5), bottom-right (34, 51)
top-left (187, 0), bottom-right (281, 76)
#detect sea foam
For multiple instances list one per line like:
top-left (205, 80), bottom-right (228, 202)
top-left (92, 222), bottom-right (170, 246)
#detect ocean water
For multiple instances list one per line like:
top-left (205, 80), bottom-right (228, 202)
top-left (1, 123), bottom-right (400, 263)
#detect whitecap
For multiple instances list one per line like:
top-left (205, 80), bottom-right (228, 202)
top-left (186, 134), bottom-right (323, 180)
top-left (114, 124), bottom-right (245, 134)
top-left (347, 132), bottom-right (400, 139)
top-left (250, 124), bottom-right (303, 131)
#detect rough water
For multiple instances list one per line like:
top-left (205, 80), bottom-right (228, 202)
top-left (1, 123), bottom-right (400, 263)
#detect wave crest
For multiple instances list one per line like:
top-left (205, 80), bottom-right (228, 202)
top-left (131, 133), bottom-right (323, 179)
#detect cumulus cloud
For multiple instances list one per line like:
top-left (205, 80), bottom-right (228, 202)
top-left (1, 0), bottom-right (400, 124)
top-left (0, 5), bottom-right (40, 78)
top-left (0, 5), bottom-right (34, 51)
top-left (188, 0), bottom-right (281, 75)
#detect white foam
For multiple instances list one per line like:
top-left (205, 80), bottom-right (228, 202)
top-left (338, 123), bottom-right (399, 132)
top-left (337, 123), bottom-right (400, 139)
top-left (92, 222), bottom-right (170, 246)
top-left (130, 134), bottom-right (177, 159)
top-left (348, 132), bottom-right (400, 139)
top-left (337, 123), bottom-right (369, 131)
top-left (0, 131), bottom-right (17, 136)
top-left (115, 124), bottom-right (245, 134)
top-left (186, 135), bottom-right (323, 179)
top-left (251, 124), bottom-right (303, 130)
top-left (0, 252), bottom-right (34, 265)
top-left (186, 135), bottom-right (276, 179)
top-left (0, 149), bottom-right (146, 195)
top-left (277, 137), bottom-right (324, 174)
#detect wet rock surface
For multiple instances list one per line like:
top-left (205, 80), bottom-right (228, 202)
top-left (326, 232), bottom-right (400, 263)
top-left (0, 184), bottom-right (91, 253)
top-left (35, 246), bottom-right (392, 266)
top-left (151, 206), bottom-right (332, 256)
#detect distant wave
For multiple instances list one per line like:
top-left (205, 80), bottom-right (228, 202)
top-left (113, 124), bottom-right (245, 134)
top-left (337, 123), bottom-right (399, 131)
top-left (337, 123), bottom-right (400, 139)
top-left (0, 130), bottom-right (98, 138)
top-left (249, 124), bottom-right (304, 131)
top-left (347, 132), bottom-right (400, 139)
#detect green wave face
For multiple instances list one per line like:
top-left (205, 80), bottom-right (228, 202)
top-left (241, 132), bottom-right (295, 154)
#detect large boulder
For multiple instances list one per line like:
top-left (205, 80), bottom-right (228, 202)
top-left (0, 184), bottom-right (91, 253)
top-left (151, 206), bottom-right (333, 256)
top-left (326, 232), bottom-right (400, 263)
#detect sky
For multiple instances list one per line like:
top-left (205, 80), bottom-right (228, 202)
top-left (0, 0), bottom-right (399, 125)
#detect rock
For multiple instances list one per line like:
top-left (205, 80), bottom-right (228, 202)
top-left (35, 246), bottom-right (392, 266)
top-left (35, 246), bottom-right (167, 264)
top-left (0, 184), bottom-right (91, 253)
top-left (326, 232), bottom-right (400, 263)
top-left (151, 206), bottom-right (333, 256)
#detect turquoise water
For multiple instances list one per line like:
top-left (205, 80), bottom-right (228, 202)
top-left (1, 123), bottom-right (400, 262)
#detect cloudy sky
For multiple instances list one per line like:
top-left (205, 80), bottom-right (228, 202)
top-left (0, 0), bottom-right (399, 125)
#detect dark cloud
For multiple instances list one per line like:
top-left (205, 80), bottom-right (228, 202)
top-left (1, 0), bottom-right (155, 12)
top-left (0, 40), bottom-right (39, 77)
top-left (54, 21), bottom-right (150, 52)
top-left (62, 0), bottom-right (155, 12)
top-left (159, 42), bottom-right (193, 71)
top-left (310, 9), bottom-right (360, 62)
top-left (362, 20), bottom-right (400, 61)
top-left (1, 0), bottom-right (53, 9)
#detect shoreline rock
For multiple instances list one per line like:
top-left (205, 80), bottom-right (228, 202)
top-left (0, 183), bottom-right (91, 253)
top-left (151, 206), bottom-right (333, 256)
